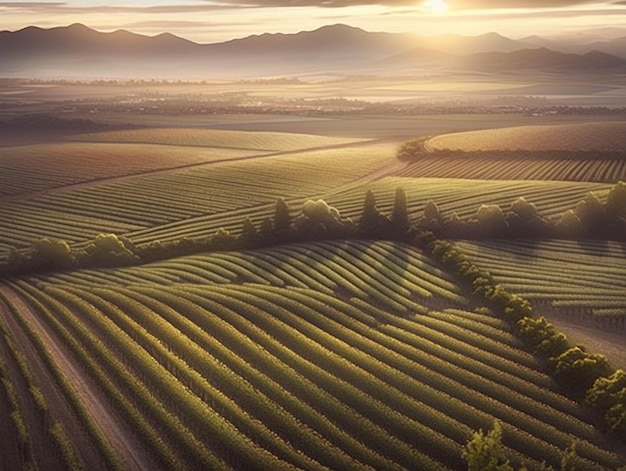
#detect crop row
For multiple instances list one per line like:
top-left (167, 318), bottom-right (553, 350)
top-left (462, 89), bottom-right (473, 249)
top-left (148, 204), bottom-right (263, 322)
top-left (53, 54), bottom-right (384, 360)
top-left (425, 122), bottom-right (626, 153)
top-left (69, 128), bottom-right (360, 152)
top-left (0, 287), bottom-right (127, 471)
top-left (16, 279), bottom-right (625, 469)
top-left (118, 177), bottom-right (612, 248)
top-left (456, 240), bottom-right (626, 319)
top-left (0, 144), bottom-right (397, 253)
top-left (396, 154), bottom-right (626, 183)
top-left (33, 240), bottom-right (466, 312)
top-left (0, 142), bottom-right (258, 197)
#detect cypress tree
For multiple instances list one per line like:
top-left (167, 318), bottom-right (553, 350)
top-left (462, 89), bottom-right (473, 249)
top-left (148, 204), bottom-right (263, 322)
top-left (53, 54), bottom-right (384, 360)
top-left (390, 187), bottom-right (410, 236)
top-left (274, 198), bottom-right (291, 233)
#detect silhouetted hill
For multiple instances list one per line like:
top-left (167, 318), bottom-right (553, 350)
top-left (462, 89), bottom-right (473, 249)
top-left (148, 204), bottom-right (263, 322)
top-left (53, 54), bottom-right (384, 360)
top-left (1, 23), bottom-right (625, 78)
top-left (460, 47), bottom-right (626, 72)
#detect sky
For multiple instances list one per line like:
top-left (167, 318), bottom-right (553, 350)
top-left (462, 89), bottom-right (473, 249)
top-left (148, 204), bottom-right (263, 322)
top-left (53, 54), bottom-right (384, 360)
top-left (1, 0), bottom-right (626, 42)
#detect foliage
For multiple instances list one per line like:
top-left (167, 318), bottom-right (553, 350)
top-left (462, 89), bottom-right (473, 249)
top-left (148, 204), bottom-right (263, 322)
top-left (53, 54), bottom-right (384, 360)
top-left (517, 316), bottom-right (569, 358)
top-left (462, 421), bottom-right (513, 471)
top-left (358, 190), bottom-right (390, 238)
top-left (396, 137), bottom-right (428, 161)
top-left (273, 198), bottom-right (292, 234)
top-left (295, 199), bottom-right (356, 240)
top-left (81, 233), bottom-right (140, 267)
top-left (550, 347), bottom-right (611, 397)
top-left (587, 370), bottom-right (626, 439)
top-left (390, 187), bottom-right (410, 236)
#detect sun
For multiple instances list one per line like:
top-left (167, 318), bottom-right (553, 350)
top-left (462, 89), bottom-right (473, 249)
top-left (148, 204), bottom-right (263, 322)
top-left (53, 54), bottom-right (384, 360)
top-left (423, 0), bottom-right (449, 14)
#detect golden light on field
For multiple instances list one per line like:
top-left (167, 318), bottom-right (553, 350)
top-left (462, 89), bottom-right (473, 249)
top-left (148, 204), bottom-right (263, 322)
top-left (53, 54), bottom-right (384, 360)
top-left (423, 0), bottom-right (449, 15)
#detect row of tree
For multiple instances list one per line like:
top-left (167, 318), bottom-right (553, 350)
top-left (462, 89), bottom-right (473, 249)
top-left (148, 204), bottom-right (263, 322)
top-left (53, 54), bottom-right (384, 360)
top-left (1, 182), bottom-right (625, 278)
top-left (420, 181), bottom-right (626, 240)
top-left (414, 232), bottom-right (626, 443)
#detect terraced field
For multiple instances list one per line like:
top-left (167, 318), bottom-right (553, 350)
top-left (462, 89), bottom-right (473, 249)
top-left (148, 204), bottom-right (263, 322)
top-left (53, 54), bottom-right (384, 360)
top-left (2, 240), bottom-right (624, 470)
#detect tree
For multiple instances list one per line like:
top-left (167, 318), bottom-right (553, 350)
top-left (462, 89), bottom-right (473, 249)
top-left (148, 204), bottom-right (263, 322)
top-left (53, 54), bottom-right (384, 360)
top-left (390, 187), bottom-right (410, 236)
top-left (551, 346), bottom-right (611, 396)
top-left (462, 421), bottom-right (513, 471)
top-left (507, 197), bottom-right (550, 237)
top-left (82, 233), bottom-right (139, 267)
top-left (605, 181), bottom-right (626, 221)
top-left (517, 316), bottom-right (568, 358)
top-left (295, 199), bottom-right (354, 239)
top-left (587, 369), bottom-right (626, 412)
top-left (575, 191), bottom-right (607, 236)
top-left (554, 209), bottom-right (584, 238)
top-left (273, 198), bottom-right (291, 234)
top-left (475, 204), bottom-right (509, 236)
top-left (587, 369), bottom-right (626, 438)
top-left (239, 217), bottom-right (259, 246)
top-left (32, 238), bottom-right (77, 271)
top-left (359, 190), bottom-right (389, 237)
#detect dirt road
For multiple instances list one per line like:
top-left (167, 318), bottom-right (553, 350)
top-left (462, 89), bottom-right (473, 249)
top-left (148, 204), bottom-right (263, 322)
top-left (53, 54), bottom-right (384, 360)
top-left (0, 283), bottom-right (156, 470)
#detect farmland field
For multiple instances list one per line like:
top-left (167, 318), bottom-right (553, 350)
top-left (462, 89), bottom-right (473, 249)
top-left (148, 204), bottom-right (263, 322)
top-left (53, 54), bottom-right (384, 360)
top-left (455, 239), bottom-right (626, 325)
top-left (2, 240), bottom-right (625, 470)
top-left (0, 138), bottom-right (399, 253)
top-left (426, 122), bottom-right (626, 153)
top-left (1, 81), bottom-right (626, 471)
top-left (399, 122), bottom-right (626, 182)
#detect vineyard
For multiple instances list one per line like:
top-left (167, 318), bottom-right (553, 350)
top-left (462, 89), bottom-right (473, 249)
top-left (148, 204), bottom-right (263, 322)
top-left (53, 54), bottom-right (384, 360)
top-left (0, 140), bottom-right (398, 254)
top-left (0, 129), bottom-right (363, 198)
top-left (2, 240), bottom-right (625, 470)
top-left (398, 122), bottom-right (626, 182)
top-left (1, 121), bottom-right (626, 470)
top-left (396, 152), bottom-right (626, 182)
top-left (455, 239), bottom-right (626, 328)
top-left (425, 122), bottom-right (626, 153)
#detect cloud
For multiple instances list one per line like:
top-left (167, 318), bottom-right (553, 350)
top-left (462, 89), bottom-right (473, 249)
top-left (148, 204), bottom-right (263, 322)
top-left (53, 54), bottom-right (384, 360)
top-left (203, 0), bottom-right (614, 8)
top-left (1, 0), bottom-right (620, 13)
top-left (0, 2), bottom-right (239, 14)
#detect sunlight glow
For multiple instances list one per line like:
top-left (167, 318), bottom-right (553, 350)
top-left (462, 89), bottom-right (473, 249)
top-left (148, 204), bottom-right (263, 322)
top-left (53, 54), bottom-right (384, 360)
top-left (423, 0), bottom-right (449, 15)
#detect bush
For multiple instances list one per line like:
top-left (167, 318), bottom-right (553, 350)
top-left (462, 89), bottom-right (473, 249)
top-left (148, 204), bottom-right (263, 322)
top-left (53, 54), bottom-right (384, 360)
top-left (550, 346), bottom-right (611, 397)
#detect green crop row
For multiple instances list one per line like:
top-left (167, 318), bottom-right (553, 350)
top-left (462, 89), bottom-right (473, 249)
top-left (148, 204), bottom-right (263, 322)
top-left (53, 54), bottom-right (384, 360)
top-left (139, 284), bottom-right (449, 470)
top-left (0, 286), bottom-right (125, 471)
top-left (117, 286), bottom-right (400, 470)
top-left (11, 281), bottom-right (206, 470)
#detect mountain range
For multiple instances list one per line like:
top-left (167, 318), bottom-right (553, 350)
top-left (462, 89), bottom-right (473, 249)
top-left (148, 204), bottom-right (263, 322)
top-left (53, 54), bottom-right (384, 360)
top-left (1, 23), bottom-right (625, 79)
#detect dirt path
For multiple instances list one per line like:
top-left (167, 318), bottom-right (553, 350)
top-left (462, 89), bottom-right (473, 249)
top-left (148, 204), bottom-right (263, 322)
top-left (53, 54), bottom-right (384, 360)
top-left (0, 283), bottom-right (155, 471)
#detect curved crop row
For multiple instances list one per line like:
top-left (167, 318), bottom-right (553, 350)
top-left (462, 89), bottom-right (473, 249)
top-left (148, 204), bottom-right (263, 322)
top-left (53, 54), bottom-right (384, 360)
top-left (456, 239), bottom-right (626, 323)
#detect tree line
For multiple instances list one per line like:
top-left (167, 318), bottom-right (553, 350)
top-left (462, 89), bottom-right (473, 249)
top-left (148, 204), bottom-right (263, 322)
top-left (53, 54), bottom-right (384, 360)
top-left (1, 181), bottom-right (625, 278)
top-left (412, 231), bottom-right (626, 447)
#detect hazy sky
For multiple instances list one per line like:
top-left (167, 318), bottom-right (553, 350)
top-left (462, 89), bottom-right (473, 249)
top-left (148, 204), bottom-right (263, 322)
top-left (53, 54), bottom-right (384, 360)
top-left (1, 1), bottom-right (625, 42)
